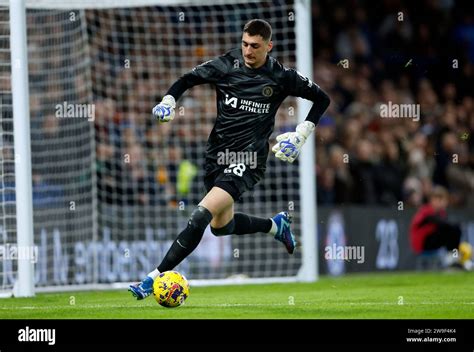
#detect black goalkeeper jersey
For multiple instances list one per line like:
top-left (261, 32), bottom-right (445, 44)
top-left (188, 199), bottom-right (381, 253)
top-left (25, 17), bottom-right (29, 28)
top-left (166, 48), bottom-right (329, 172)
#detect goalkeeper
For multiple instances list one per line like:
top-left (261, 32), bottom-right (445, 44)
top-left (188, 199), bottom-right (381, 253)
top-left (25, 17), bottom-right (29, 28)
top-left (130, 19), bottom-right (330, 299)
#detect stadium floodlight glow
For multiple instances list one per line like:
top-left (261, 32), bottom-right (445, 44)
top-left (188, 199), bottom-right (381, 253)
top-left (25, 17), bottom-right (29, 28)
top-left (0, 0), bottom-right (317, 296)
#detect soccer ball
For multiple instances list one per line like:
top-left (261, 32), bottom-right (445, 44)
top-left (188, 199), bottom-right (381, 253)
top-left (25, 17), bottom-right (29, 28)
top-left (152, 271), bottom-right (190, 308)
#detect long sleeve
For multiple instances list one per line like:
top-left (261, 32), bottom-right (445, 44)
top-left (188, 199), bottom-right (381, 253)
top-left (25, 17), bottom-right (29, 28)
top-left (284, 69), bottom-right (330, 125)
top-left (166, 58), bottom-right (228, 101)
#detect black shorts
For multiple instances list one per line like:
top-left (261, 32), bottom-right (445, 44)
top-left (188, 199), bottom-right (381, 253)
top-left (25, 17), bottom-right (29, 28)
top-left (204, 161), bottom-right (265, 201)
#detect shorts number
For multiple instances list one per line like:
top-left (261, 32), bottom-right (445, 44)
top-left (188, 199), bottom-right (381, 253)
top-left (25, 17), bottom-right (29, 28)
top-left (224, 163), bottom-right (246, 177)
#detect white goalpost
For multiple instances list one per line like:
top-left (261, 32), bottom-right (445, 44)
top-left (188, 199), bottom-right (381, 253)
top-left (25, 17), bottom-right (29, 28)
top-left (295, 0), bottom-right (317, 283)
top-left (10, 0), bottom-right (35, 297)
top-left (0, 0), bottom-right (317, 296)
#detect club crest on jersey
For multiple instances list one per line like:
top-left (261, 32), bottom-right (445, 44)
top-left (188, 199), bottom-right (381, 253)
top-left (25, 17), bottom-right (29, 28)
top-left (262, 86), bottom-right (273, 97)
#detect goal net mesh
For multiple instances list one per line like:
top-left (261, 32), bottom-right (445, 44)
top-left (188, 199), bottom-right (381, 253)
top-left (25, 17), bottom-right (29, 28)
top-left (1, 0), bottom-right (303, 291)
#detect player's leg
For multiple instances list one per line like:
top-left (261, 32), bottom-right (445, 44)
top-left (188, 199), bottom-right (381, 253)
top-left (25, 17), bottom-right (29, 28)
top-left (200, 186), bottom-right (235, 225)
top-left (239, 212), bottom-right (296, 254)
top-left (210, 202), bottom-right (234, 231)
top-left (210, 211), bottom-right (297, 254)
top-left (156, 186), bottom-right (234, 271)
top-left (129, 187), bottom-right (233, 299)
top-left (208, 169), bottom-right (297, 254)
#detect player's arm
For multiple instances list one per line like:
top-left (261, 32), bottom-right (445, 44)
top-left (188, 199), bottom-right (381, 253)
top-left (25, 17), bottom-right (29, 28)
top-left (272, 69), bottom-right (330, 162)
top-left (152, 58), bottom-right (228, 123)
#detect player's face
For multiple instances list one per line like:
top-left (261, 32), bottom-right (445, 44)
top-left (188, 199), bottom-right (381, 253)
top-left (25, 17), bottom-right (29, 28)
top-left (241, 33), bottom-right (273, 69)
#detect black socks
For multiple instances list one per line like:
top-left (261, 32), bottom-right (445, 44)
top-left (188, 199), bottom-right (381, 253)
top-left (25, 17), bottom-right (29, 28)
top-left (158, 205), bottom-right (212, 272)
top-left (158, 208), bottom-right (274, 272)
top-left (211, 212), bottom-right (272, 236)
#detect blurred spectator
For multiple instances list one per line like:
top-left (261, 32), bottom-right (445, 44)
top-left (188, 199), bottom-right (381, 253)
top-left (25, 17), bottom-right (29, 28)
top-left (375, 139), bottom-right (406, 204)
top-left (328, 145), bottom-right (353, 204)
top-left (312, 0), bottom-right (473, 207)
top-left (433, 131), bottom-right (458, 187)
top-left (446, 143), bottom-right (474, 206)
top-left (403, 177), bottom-right (424, 207)
top-left (409, 185), bottom-right (471, 269)
top-left (349, 138), bottom-right (378, 204)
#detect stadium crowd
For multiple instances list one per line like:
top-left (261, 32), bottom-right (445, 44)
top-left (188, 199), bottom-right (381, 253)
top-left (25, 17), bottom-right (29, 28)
top-left (311, 0), bottom-right (473, 207)
top-left (3, 0), bottom-right (471, 210)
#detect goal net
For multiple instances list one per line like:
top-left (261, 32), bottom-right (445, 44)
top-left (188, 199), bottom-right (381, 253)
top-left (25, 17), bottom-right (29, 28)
top-left (0, 6), bottom-right (16, 291)
top-left (0, 0), bottom-right (316, 294)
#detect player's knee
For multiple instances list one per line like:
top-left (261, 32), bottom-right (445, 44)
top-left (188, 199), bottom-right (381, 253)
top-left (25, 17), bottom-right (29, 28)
top-left (188, 205), bottom-right (213, 231)
top-left (211, 219), bottom-right (235, 237)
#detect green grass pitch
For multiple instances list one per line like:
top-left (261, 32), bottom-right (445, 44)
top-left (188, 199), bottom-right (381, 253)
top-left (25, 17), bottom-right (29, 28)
top-left (1, 272), bottom-right (473, 319)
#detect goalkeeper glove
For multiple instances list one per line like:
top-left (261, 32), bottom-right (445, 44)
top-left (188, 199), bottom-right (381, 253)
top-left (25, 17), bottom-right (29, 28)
top-left (152, 95), bottom-right (176, 123)
top-left (271, 121), bottom-right (315, 163)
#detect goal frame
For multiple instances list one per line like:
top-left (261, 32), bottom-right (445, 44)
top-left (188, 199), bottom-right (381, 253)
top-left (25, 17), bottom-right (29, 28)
top-left (5, 0), bottom-right (317, 297)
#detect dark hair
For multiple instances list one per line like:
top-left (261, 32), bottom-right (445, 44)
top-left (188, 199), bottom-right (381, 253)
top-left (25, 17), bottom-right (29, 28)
top-left (243, 19), bottom-right (272, 41)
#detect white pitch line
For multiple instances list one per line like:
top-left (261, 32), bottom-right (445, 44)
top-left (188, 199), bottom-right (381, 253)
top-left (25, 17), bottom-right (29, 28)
top-left (0, 301), bottom-right (473, 310)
